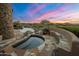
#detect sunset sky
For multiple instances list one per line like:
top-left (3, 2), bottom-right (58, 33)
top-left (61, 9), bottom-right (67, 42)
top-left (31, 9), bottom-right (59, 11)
top-left (12, 3), bottom-right (79, 23)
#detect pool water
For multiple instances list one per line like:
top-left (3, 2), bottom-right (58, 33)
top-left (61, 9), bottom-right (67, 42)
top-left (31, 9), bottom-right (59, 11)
top-left (13, 35), bottom-right (44, 49)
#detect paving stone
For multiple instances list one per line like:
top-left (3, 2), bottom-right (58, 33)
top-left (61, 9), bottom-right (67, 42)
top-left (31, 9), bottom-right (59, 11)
top-left (14, 48), bottom-right (26, 56)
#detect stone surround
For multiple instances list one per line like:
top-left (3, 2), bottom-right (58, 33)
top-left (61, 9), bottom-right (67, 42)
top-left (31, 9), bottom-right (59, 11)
top-left (0, 28), bottom-right (79, 56)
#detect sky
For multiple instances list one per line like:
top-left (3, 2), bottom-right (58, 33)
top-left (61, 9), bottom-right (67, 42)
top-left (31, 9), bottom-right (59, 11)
top-left (12, 3), bottom-right (79, 23)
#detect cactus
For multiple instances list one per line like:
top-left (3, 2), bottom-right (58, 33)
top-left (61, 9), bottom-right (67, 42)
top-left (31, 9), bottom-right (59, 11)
top-left (0, 3), bottom-right (14, 40)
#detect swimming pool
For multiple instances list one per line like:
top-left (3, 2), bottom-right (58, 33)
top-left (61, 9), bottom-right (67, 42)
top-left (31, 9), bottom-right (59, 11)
top-left (13, 35), bottom-right (45, 49)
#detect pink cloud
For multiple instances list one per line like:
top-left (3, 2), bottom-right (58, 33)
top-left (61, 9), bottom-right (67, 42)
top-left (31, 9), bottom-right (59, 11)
top-left (33, 4), bottom-right (66, 22)
top-left (31, 4), bottom-right (48, 15)
top-left (24, 3), bottom-right (79, 23)
top-left (27, 4), bottom-right (48, 17)
top-left (58, 11), bottom-right (79, 19)
top-left (50, 12), bottom-right (79, 23)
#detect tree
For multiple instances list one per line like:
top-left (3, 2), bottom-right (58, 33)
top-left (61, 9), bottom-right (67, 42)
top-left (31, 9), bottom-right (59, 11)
top-left (13, 21), bottom-right (23, 29)
top-left (40, 20), bottom-right (50, 28)
top-left (40, 20), bottom-right (50, 25)
top-left (0, 3), bottom-right (14, 40)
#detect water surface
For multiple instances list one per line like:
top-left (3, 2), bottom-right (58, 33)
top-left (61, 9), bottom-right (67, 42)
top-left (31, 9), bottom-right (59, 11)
top-left (16, 36), bottom-right (44, 49)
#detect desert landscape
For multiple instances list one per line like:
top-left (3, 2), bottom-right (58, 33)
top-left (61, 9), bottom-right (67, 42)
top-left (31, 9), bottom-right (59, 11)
top-left (0, 3), bottom-right (79, 56)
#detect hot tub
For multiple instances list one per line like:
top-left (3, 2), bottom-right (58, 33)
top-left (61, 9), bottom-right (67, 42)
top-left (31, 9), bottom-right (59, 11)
top-left (13, 35), bottom-right (45, 49)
